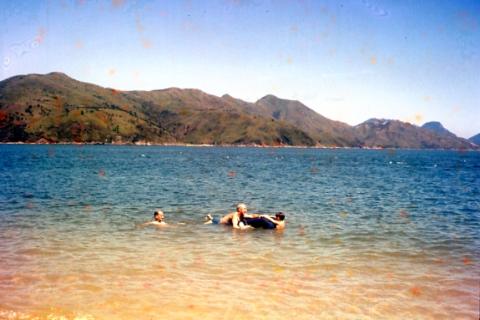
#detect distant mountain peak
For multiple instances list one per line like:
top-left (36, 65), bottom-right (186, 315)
top-left (357, 118), bottom-right (392, 127)
top-left (257, 94), bottom-right (280, 102)
top-left (423, 121), bottom-right (443, 127)
top-left (422, 121), bottom-right (445, 130)
top-left (469, 133), bottom-right (480, 145)
top-left (422, 121), bottom-right (454, 137)
top-left (41, 72), bottom-right (73, 81)
top-left (46, 71), bottom-right (69, 77)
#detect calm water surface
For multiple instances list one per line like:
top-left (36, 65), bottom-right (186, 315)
top-left (0, 145), bottom-right (479, 319)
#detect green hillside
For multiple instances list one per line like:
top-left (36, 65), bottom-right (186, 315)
top-left (0, 72), bottom-right (476, 149)
top-left (0, 73), bottom-right (314, 145)
top-left (355, 119), bottom-right (475, 149)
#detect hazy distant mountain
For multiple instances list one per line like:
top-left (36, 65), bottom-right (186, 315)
top-left (0, 72), bottom-right (477, 149)
top-left (354, 119), bottom-right (475, 149)
top-left (254, 95), bottom-right (359, 147)
top-left (422, 121), bottom-right (455, 137)
top-left (469, 133), bottom-right (480, 145)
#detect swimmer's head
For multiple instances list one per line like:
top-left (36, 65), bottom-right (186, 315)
top-left (275, 212), bottom-right (285, 221)
top-left (154, 210), bottom-right (164, 221)
top-left (236, 203), bottom-right (247, 214)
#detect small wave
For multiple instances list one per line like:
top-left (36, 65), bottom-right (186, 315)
top-left (17, 248), bottom-right (59, 256)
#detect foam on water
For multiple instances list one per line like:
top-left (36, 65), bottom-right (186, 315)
top-left (0, 145), bottom-right (479, 319)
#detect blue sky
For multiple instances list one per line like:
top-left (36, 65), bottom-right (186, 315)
top-left (1, 0), bottom-right (479, 138)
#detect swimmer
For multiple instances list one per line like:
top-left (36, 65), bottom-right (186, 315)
top-left (142, 210), bottom-right (167, 227)
top-left (231, 203), bottom-right (252, 230)
top-left (245, 212), bottom-right (286, 230)
top-left (204, 203), bottom-right (256, 230)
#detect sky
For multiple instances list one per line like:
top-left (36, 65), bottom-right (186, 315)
top-left (1, 0), bottom-right (479, 138)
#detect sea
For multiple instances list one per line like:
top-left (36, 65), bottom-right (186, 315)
top-left (0, 145), bottom-right (479, 320)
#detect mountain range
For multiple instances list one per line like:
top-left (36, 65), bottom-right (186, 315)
top-left (0, 72), bottom-right (477, 149)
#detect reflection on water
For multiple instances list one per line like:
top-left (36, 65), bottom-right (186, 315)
top-left (0, 145), bottom-right (479, 319)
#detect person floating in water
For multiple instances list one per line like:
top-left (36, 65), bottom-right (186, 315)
top-left (142, 210), bottom-right (167, 227)
top-left (244, 212), bottom-right (286, 230)
top-left (204, 203), bottom-right (286, 230)
top-left (204, 203), bottom-right (256, 230)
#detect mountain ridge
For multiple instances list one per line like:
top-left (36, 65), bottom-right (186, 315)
top-left (355, 118), bottom-right (474, 149)
top-left (0, 72), bottom-right (477, 149)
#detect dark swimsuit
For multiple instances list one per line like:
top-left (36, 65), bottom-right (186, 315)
top-left (211, 215), bottom-right (274, 229)
top-left (244, 217), bottom-right (276, 229)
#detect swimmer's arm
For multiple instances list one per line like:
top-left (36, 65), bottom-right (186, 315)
top-left (232, 215), bottom-right (252, 230)
top-left (260, 215), bottom-right (281, 225)
top-left (262, 216), bottom-right (285, 229)
top-left (231, 214), bottom-right (240, 229)
top-left (141, 221), bottom-right (168, 227)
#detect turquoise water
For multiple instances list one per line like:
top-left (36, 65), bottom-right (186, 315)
top-left (0, 145), bottom-right (479, 319)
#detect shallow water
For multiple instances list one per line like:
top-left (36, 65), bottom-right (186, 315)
top-left (0, 145), bottom-right (479, 319)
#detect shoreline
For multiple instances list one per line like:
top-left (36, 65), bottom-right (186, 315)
top-left (0, 141), bottom-right (478, 151)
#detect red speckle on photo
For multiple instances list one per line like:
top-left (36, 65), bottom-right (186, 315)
top-left (301, 271), bottom-right (314, 281)
top-left (193, 254), bottom-right (205, 267)
top-left (463, 257), bottom-right (472, 265)
top-left (227, 171), bottom-right (236, 177)
top-left (112, 0), bottom-right (124, 8)
top-left (35, 27), bottom-right (47, 44)
top-left (98, 169), bottom-right (106, 177)
top-left (141, 38), bottom-right (152, 49)
top-left (143, 282), bottom-right (152, 289)
top-left (399, 210), bottom-right (409, 218)
top-left (298, 225), bottom-right (305, 236)
top-left (409, 286), bottom-right (422, 296)
top-left (74, 40), bottom-right (84, 49)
